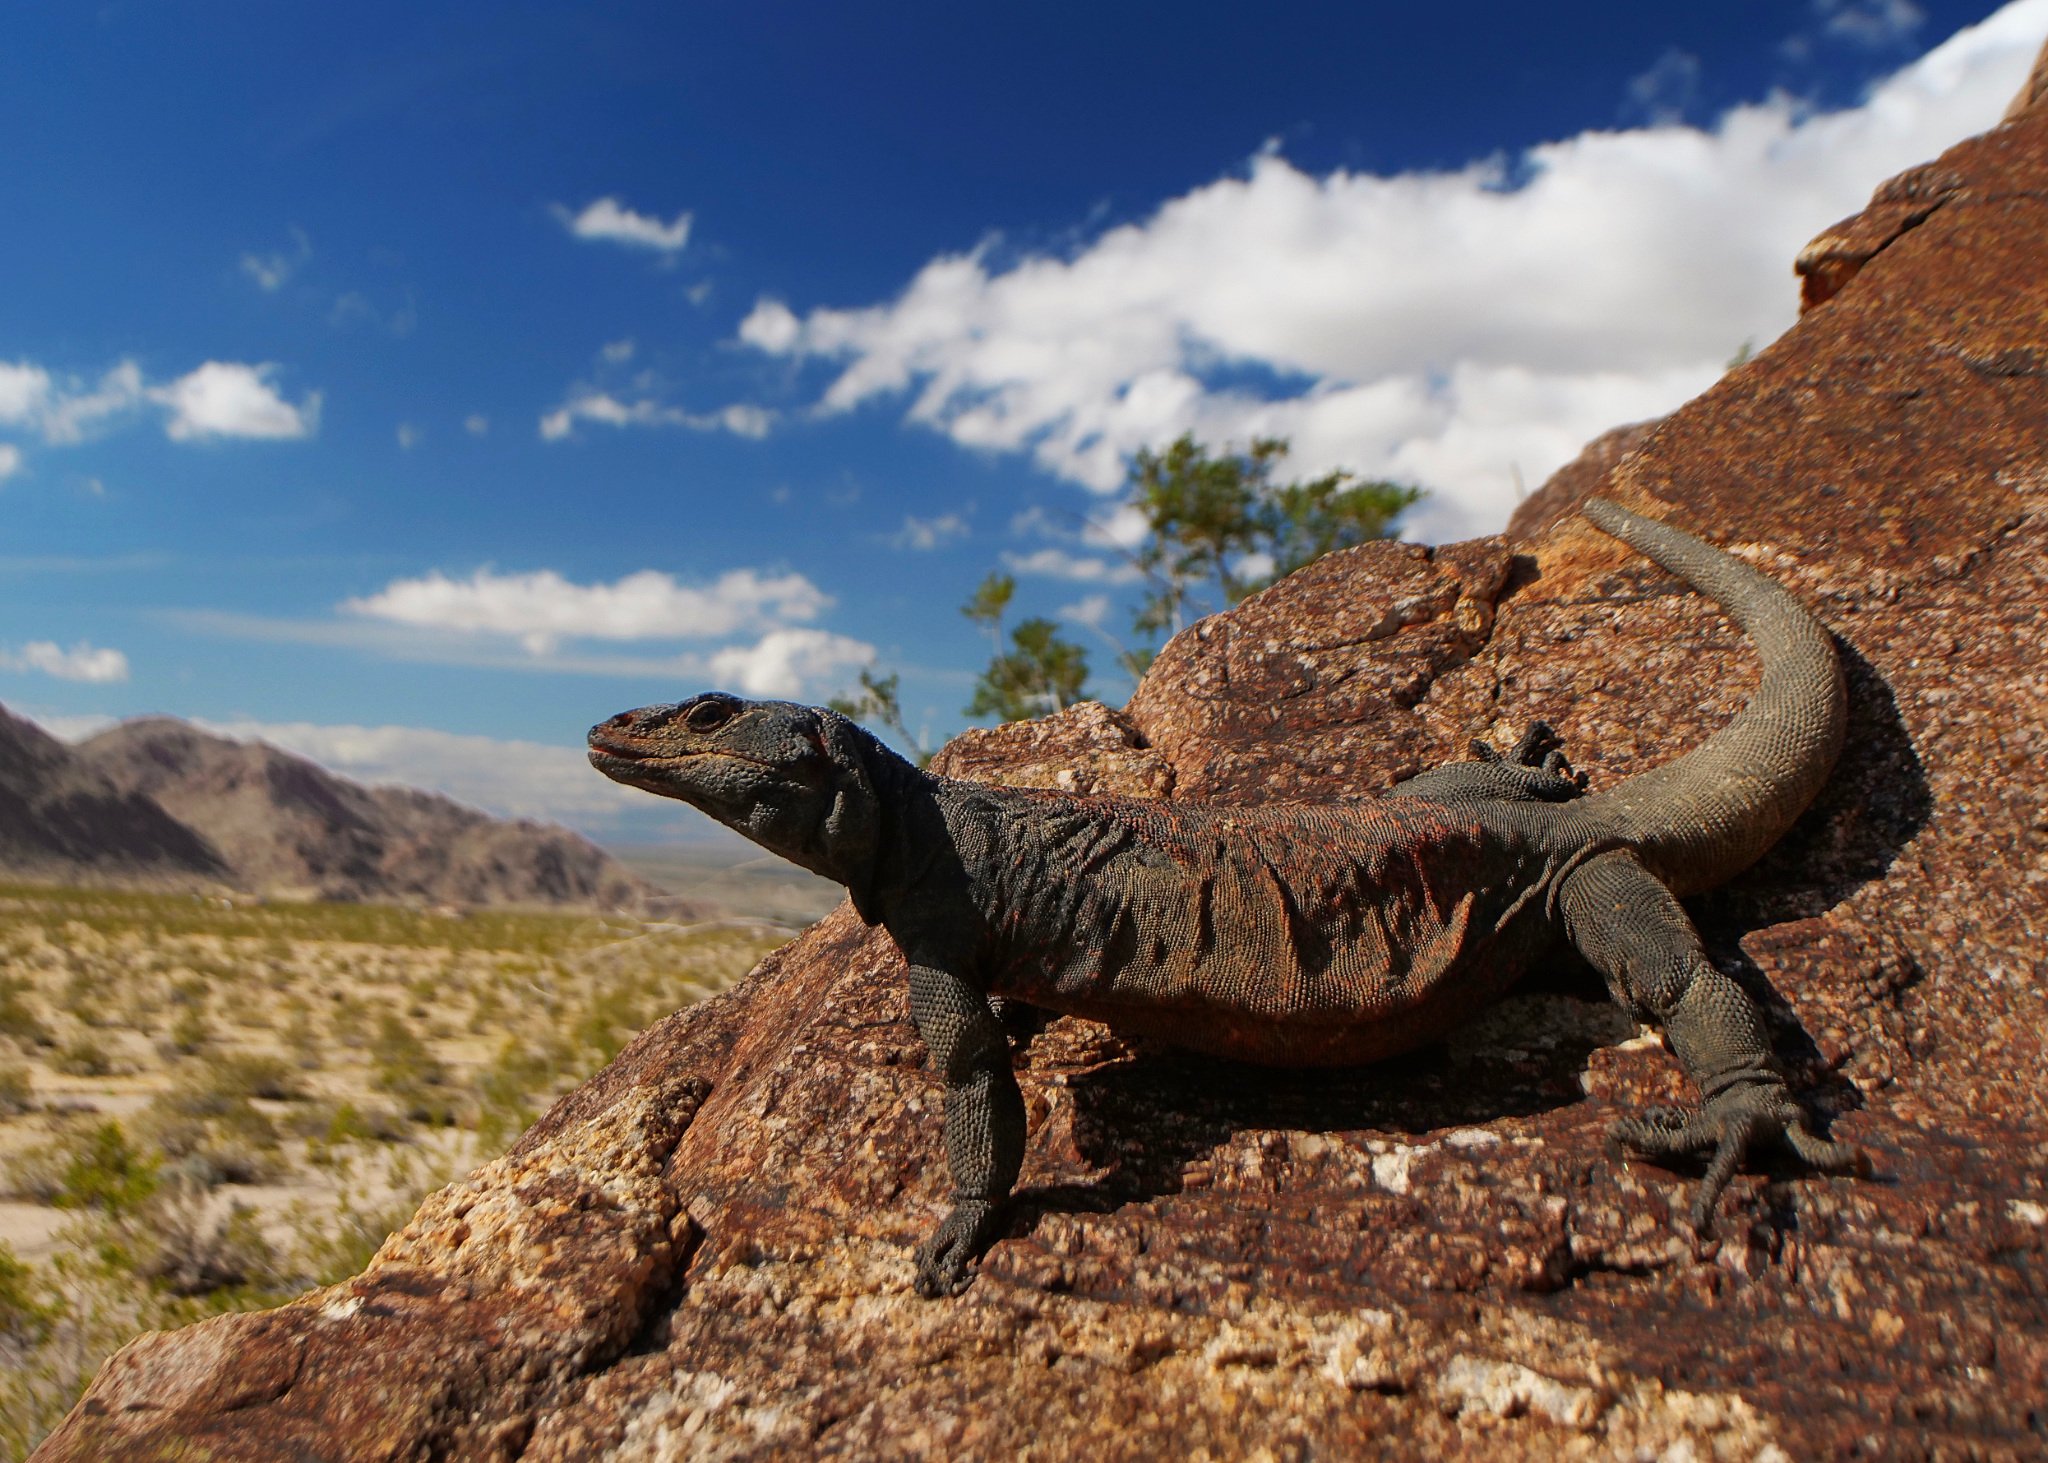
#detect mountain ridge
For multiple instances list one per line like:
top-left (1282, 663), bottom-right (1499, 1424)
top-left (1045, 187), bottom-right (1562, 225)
top-left (0, 705), bottom-right (650, 911)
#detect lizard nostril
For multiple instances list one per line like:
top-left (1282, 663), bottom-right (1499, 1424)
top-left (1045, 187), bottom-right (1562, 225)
top-left (608, 712), bottom-right (635, 728)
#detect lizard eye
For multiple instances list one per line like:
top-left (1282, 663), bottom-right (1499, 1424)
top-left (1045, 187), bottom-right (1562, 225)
top-left (684, 698), bottom-right (738, 733)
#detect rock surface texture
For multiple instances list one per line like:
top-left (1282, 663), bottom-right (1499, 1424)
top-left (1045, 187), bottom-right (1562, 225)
top-left (37, 60), bottom-right (2048, 1463)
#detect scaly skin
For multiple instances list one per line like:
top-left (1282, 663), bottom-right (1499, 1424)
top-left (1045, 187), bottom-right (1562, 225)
top-left (588, 499), bottom-right (1865, 1296)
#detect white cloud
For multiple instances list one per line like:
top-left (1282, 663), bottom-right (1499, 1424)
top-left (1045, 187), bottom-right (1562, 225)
top-left (0, 640), bottom-right (130, 683)
top-left (0, 360), bottom-right (147, 444)
top-left (0, 361), bottom-right (53, 425)
top-left (0, 444), bottom-right (20, 481)
top-left (1820, 0), bottom-right (1926, 47)
top-left (464, 413), bottom-right (490, 436)
top-left (153, 361), bottom-right (319, 442)
top-left (999, 547), bottom-right (1143, 583)
top-left (738, 299), bottom-right (802, 352)
top-left (705, 628), bottom-right (875, 698)
top-left (240, 226), bottom-right (311, 292)
top-left (396, 422), bottom-right (421, 450)
top-left (601, 338), bottom-right (636, 363)
top-left (2, 357), bottom-right (321, 447)
top-left (557, 197), bottom-right (693, 253)
top-left (539, 390), bottom-right (773, 441)
top-left (891, 512), bottom-right (970, 550)
top-left (342, 565), bottom-right (833, 655)
top-left (1058, 592), bottom-right (1114, 628)
top-left (734, 0), bottom-right (2047, 538)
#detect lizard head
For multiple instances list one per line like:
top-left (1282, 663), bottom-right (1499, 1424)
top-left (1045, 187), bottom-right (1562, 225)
top-left (587, 692), bottom-right (888, 906)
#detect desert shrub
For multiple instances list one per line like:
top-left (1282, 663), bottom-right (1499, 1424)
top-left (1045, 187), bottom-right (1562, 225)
top-left (0, 974), bottom-right (48, 1045)
top-left (370, 1013), bottom-right (450, 1122)
top-left (162, 1005), bottom-right (211, 1058)
top-left (50, 1034), bottom-right (122, 1078)
top-left (128, 1178), bottom-right (280, 1297)
top-left (52, 1121), bottom-right (159, 1216)
top-left (134, 1073), bottom-right (285, 1187)
top-left (2, 1133), bottom-right (69, 1204)
top-left (471, 1033), bottom-right (577, 1149)
top-left (285, 1191), bottom-right (416, 1288)
top-left (204, 1052), bottom-right (304, 1102)
top-left (0, 1241), bottom-right (60, 1345)
top-left (0, 1060), bottom-right (32, 1116)
top-left (281, 997), bottom-right (323, 1070)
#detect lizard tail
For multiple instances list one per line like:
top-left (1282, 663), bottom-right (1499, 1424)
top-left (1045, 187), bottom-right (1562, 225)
top-left (1572, 498), bottom-right (1845, 896)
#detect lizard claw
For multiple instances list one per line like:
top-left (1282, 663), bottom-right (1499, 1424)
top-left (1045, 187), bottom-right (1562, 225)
top-left (913, 1198), bottom-right (1002, 1297)
top-left (1469, 722), bottom-right (1588, 799)
top-left (1610, 1084), bottom-right (1864, 1235)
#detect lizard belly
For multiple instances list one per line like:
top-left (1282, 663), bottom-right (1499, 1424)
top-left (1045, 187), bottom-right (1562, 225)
top-left (988, 800), bottom-right (1552, 1066)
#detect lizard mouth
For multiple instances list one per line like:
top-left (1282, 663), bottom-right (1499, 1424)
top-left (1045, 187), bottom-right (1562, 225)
top-left (586, 738), bottom-right (786, 776)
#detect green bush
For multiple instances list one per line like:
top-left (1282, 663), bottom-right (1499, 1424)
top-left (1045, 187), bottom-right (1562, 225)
top-left (54, 1122), bottom-right (159, 1216)
top-left (0, 1240), bottom-right (60, 1345)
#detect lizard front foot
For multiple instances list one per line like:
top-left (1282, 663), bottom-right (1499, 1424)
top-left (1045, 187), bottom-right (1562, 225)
top-left (1610, 1083), bottom-right (1867, 1234)
top-left (913, 1198), bottom-right (1003, 1297)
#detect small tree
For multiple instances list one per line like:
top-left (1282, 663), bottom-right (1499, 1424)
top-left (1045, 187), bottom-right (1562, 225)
top-left (962, 572), bottom-right (1091, 723)
top-left (828, 669), bottom-right (934, 766)
top-left (1127, 433), bottom-right (1421, 639)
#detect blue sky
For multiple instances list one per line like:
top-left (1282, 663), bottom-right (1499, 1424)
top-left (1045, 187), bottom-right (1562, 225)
top-left (4, 0), bottom-right (2041, 842)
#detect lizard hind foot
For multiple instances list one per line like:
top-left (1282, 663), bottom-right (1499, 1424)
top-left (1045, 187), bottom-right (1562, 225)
top-left (1609, 1084), bottom-right (1866, 1235)
top-left (912, 1198), bottom-right (1004, 1298)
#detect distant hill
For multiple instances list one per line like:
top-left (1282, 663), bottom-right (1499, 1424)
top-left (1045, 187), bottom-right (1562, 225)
top-left (0, 706), bottom-right (231, 885)
top-left (0, 706), bottom-right (652, 911)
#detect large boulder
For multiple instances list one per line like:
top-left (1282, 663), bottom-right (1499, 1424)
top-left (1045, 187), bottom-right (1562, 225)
top-left (39, 52), bottom-right (2048, 1463)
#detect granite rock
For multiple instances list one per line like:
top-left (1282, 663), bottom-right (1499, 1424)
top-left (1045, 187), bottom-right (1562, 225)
top-left (37, 44), bottom-right (2048, 1463)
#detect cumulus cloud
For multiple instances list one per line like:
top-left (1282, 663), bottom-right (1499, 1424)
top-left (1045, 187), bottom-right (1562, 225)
top-left (0, 360), bottom-right (146, 444)
top-left (706, 628), bottom-right (875, 698)
top-left (999, 546), bottom-right (1143, 583)
top-left (0, 444), bottom-right (20, 481)
top-left (465, 413), bottom-right (490, 436)
top-left (557, 197), bottom-right (693, 253)
top-left (153, 361), bottom-right (320, 441)
top-left (891, 512), bottom-right (970, 550)
top-left (342, 565), bottom-right (833, 656)
top-left (1, 357), bottom-right (321, 447)
top-left (734, 1), bottom-right (2046, 537)
top-left (539, 391), bottom-right (773, 441)
top-left (0, 640), bottom-right (130, 682)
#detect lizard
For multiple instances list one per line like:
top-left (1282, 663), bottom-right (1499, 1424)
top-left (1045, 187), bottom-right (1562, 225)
top-left (587, 498), bottom-right (1865, 1297)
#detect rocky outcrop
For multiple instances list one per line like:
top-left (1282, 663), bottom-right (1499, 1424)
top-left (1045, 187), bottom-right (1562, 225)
top-left (38, 50), bottom-right (2048, 1463)
top-left (1503, 417), bottom-right (1663, 542)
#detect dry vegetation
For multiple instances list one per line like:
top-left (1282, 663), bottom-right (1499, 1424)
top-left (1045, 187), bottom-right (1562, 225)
top-left (0, 880), bottom-right (796, 1458)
